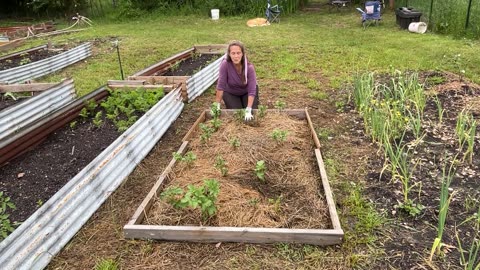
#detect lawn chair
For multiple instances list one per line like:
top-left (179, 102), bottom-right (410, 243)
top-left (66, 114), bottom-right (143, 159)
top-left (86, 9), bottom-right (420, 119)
top-left (356, 1), bottom-right (382, 28)
top-left (329, 0), bottom-right (351, 11)
top-left (266, 0), bottom-right (282, 23)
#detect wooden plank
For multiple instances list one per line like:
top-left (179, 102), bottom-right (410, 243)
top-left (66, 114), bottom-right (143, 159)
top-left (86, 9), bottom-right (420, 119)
top-left (128, 76), bottom-right (190, 83)
top-left (107, 80), bottom-right (146, 85)
top-left (133, 48), bottom-right (194, 76)
top-left (182, 111), bottom-right (206, 142)
top-left (124, 225), bottom-right (344, 245)
top-left (194, 44), bottom-right (227, 54)
top-left (0, 39), bottom-right (25, 52)
top-left (0, 83), bottom-right (57, 93)
top-left (305, 108), bottom-right (321, 149)
top-left (204, 109), bottom-right (306, 121)
top-left (0, 44), bottom-right (47, 62)
top-left (315, 149), bottom-right (342, 230)
top-left (128, 141), bottom-right (190, 225)
top-left (107, 84), bottom-right (175, 92)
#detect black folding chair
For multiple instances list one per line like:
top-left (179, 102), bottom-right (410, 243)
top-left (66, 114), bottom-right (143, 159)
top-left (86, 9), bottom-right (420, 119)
top-left (266, 0), bottom-right (282, 23)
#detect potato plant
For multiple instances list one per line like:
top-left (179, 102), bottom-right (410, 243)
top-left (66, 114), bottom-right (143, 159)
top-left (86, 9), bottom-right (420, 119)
top-left (255, 160), bottom-right (266, 182)
top-left (160, 179), bottom-right (220, 219)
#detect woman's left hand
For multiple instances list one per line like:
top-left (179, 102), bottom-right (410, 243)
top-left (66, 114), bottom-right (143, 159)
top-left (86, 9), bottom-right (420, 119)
top-left (244, 107), bottom-right (253, 121)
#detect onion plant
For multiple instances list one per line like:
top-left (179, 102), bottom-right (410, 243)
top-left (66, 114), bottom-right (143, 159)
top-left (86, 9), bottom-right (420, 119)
top-left (433, 95), bottom-right (445, 125)
top-left (455, 206), bottom-right (480, 270)
top-left (430, 159), bottom-right (457, 261)
top-left (455, 109), bottom-right (477, 163)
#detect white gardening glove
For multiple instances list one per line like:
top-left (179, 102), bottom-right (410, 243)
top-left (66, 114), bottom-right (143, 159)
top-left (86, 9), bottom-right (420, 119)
top-left (244, 107), bottom-right (253, 121)
top-left (210, 102), bottom-right (221, 117)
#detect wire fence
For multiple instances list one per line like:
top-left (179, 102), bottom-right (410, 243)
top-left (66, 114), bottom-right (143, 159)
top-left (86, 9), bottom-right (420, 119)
top-left (395, 0), bottom-right (479, 38)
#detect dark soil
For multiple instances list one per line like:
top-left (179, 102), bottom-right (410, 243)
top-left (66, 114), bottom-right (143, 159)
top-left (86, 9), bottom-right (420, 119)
top-left (0, 114), bottom-right (120, 223)
top-left (161, 54), bottom-right (219, 76)
top-left (359, 72), bottom-right (480, 269)
top-left (0, 97), bottom-right (25, 111)
top-left (0, 48), bottom-right (62, 71)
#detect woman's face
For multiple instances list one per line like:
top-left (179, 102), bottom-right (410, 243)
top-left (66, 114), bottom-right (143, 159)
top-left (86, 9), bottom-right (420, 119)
top-left (229, 45), bottom-right (243, 65)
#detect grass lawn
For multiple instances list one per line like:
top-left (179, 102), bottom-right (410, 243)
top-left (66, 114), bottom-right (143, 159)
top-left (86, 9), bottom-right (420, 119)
top-left (1, 5), bottom-right (479, 270)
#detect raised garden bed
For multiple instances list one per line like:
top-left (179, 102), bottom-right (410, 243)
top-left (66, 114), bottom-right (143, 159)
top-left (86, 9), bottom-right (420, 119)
top-left (116, 44), bottom-right (226, 102)
top-left (124, 109), bottom-right (343, 246)
top-left (0, 43), bottom-right (92, 84)
top-left (0, 87), bottom-right (165, 224)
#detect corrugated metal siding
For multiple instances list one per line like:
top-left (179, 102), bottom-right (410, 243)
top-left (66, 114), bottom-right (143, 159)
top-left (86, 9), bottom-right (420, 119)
top-left (186, 55), bottom-right (223, 102)
top-left (0, 79), bottom-right (76, 144)
top-left (0, 87), bottom-right (184, 270)
top-left (0, 43), bottom-right (92, 84)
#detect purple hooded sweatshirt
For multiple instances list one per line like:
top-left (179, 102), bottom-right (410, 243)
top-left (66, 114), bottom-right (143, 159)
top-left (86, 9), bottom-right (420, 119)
top-left (216, 58), bottom-right (257, 97)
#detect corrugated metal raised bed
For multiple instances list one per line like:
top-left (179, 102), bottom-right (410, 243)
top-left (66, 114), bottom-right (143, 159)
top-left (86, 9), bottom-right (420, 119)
top-left (0, 79), bottom-right (76, 143)
top-left (124, 44), bottom-right (226, 103)
top-left (124, 109), bottom-right (344, 246)
top-left (0, 86), bottom-right (185, 270)
top-left (0, 42), bottom-right (92, 84)
top-left (0, 83), bottom-right (108, 165)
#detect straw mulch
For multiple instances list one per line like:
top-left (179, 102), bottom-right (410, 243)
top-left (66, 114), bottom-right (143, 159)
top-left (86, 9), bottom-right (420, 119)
top-left (145, 111), bottom-right (331, 229)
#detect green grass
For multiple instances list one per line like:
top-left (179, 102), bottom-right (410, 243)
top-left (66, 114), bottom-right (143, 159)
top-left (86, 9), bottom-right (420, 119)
top-left (2, 10), bottom-right (478, 96)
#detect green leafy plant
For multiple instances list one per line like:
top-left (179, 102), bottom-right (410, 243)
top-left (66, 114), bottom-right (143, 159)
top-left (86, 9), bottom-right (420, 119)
top-left (169, 61), bottom-right (181, 72)
top-left (79, 107), bottom-right (89, 119)
top-left (268, 196), bottom-right (282, 213)
top-left (270, 129), bottom-right (288, 142)
top-left (0, 191), bottom-right (16, 240)
top-left (101, 89), bottom-right (164, 132)
top-left (199, 123), bottom-right (214, 143)
top-left (36, 199), bottom-right (43, 207)
top-left (160, 179), bottom-right (220, 219)
top-left (19, 57), bottom-right (31, 66)
top-left (69, 121), bottom-right (77, 129)
top-left (210, 118), bottom-right (222, 131)
top-left (210, 102), bottom-right (221, 119)
top-left (93, 111), bottom-right (103, 128)
top-left (94, 258), bottom-right (119, 270)
top-left (255, 160), bottom-right (266, 182)
top-left (229, 137), bottom-right (240, 149)
top-left (257, 105), bottom-right (267, 118)
top-left (274, 100), bottom-right (286, 110)
top-left (172, 151), bottom-right (197, 166)
top-left (233, 109), bottom-right (246, 122)
top-left (214, 156), bottom-right (228, 176)
top-left (85, 99), bottom-right (98, 114)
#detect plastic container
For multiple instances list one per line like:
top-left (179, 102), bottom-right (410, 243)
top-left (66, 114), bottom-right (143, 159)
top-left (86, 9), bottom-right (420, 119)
top-left (408, 22), bottom-right (427, 34)
top-left (211, 9), bottom-right (219, 20)
top-left (395, 8), bottom-right (422, 29)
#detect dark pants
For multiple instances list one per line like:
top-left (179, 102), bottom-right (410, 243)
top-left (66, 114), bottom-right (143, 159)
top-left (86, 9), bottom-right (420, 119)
top-left (223, 85), bottom-right (260, 109)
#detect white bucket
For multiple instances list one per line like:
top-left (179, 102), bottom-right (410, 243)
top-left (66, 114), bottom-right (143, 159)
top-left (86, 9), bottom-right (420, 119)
top-left (211, 9), bottom-right (219, 20)
top-left (408, 22), bottom-right (427, 34)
